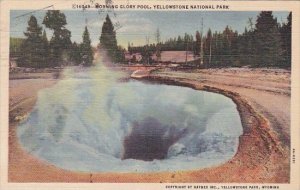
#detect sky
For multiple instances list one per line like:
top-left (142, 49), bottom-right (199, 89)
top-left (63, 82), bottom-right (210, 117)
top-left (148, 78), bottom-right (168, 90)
top-left (10, 10), bottom-right (289, 48)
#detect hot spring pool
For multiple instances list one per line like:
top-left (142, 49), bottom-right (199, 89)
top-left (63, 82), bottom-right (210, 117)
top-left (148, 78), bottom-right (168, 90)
top-left (17, 67), bottom-right (243, 172)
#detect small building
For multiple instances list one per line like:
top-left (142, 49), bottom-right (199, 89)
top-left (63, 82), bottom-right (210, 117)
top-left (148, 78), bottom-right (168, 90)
top-left (125, 52), bottom-right (142, 63)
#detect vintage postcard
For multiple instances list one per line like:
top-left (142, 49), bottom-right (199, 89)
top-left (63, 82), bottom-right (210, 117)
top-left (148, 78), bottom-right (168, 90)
top-left (0, 0), bottom-right (299, 190)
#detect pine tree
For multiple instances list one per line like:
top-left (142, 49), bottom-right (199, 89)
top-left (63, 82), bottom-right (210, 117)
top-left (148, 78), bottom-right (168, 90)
top-left (279, 12), bottom-right (291, 68)
top-left (43, 10), bottom-right (72, 66)
top-left (155, 28), bottom-right (161, 62)
top-left (176, 35), bottom-right (184, 51)
top-left (222, 26), bottom-right (235, 66)
top-left (80, 26), bottom-right (94, 66)
top-left (17, 15), bottom-right (45, 68)
top-left (195, 31), bottom-right (201, 56)
top-left (100, 14), bottom-right (118, 60)
top-left (208, 29), bottom-right (213, 66)
top-left (254, 11), bottom-right (283, 67)
top-left (210, 32), bottom-right (219, 67)
top-left (70, 42), bottom-right (81, 65)
top-left (203, 29), bottom-right (212, 67)
top-left (41, 29), bottom-right (49, 67)
top-left (233, 18), bottom-right (253, 67)
top-left (237, 28), bottom-right (250, 66)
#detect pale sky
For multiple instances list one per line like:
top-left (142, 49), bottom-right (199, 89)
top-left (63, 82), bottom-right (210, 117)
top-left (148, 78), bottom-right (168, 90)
top-left (10, 10), bottom-right (289, 48)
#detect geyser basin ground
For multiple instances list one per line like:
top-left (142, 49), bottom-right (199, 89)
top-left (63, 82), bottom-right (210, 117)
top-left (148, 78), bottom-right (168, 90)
top-left (17, 67), bottom-right (243, 173)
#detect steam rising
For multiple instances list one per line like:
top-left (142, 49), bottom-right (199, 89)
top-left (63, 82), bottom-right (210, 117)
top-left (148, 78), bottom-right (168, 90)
top-left (17, 52), bottom-right (243, 172)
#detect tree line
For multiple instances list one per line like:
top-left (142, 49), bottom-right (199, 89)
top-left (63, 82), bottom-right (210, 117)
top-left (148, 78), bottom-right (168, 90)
top-left (13, 12), bottom-right (128, 68)
top-left (128, 11), bottom-right (292, 68)
top-left (13, 10), bottom-right (94, 68)
top-left (12, 11), bottom-right (291, 68)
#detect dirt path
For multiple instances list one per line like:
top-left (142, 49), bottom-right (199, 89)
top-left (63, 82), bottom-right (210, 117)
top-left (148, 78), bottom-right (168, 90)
top-left (8, 67), bottom-right (290, 183)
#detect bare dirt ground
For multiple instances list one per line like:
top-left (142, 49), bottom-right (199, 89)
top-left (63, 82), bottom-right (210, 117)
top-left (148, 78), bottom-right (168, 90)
top-left (8, 67), bottom-right (290, 183)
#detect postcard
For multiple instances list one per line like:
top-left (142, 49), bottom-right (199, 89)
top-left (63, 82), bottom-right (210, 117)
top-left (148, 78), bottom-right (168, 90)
top-left (0, 0), bottom-right (299, 190)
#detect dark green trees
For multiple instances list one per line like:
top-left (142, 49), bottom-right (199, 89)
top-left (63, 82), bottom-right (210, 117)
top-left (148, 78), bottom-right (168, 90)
top-left (211, 12), bottom-right (290, 68)
top-left (14, 11), bottom-right (96, 68)
top-left (17, 15), bottom-right (47, 68)
top-left (100, 14), bottom-right (125, 63)
top-left (254, 11), bottom-right (283, 67)
top-left (280, 12), bottom-right (292, 68)
top-left (80, 26), bottom-right (94, 66)
top-left (41, 29), bottom-right (49, 67)
top-left (194, 31), bottom-right (201, 56)
top-left (19, 11), bottom-right (73, 68)
top-left (14, 11), bottom-right (291, 68)
top-left (100, 15), bottom-right (117, 57)
top-left (197, 27), bottom-right (238, 68)
top-left (43, 10), bottom-right (72, 66)
top-left (203, 29), bottom-right (212, 67)
top-left (70, 42), bottom-right (82, 65)
top-left (209, 12), bottom-right (288, 68)
top-left (9, 37), bottom-right (24, 58)
top-left (155, 28), bottom-right (162, 62)
top-left (69, 27), bottom-right (94, 66)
